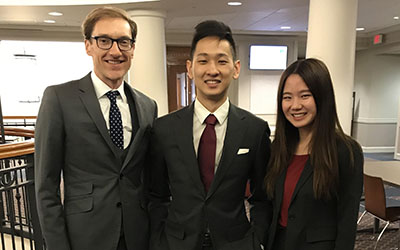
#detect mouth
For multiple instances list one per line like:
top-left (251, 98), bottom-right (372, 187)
top-left (204, 79), bottom-right (221, 84)
top-left (291, 112), bottom-right (307, 118)
top-left (105, 59), bottom-right (124, 65)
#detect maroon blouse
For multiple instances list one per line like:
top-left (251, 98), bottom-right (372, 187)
top-left (279, 154), bottom-right (309, 227)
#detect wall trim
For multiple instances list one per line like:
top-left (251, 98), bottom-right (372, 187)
top-left (362, 146), bottom-right (395, 153)
top-left (354, 117), bottom-right (397, 124)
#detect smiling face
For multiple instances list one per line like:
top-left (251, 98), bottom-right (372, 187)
top-left (85, 17), bottom-right (134, 89)
top-left (282, 74), bottom-right (317, 136)
top-left (186, 36), bottom-right (240, 109)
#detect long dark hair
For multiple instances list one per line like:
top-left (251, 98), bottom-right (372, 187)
top-left (265, 58), bottom-right (356, 200)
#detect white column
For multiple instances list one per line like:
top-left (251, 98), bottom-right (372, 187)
top-left (306, 0), bottom-right (358, 134)
top-left (395, 98), bottom-right (400, 160)
top-left (128, 9), bottom-right (168, 116)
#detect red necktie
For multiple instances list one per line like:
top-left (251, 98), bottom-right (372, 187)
top-left (198, 114), bottom-right (217, 192)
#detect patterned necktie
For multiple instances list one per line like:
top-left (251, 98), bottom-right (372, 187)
top-left (105, 91), bottom-right (124, 149)
top-left (198, 114), bottom-right (217, 192)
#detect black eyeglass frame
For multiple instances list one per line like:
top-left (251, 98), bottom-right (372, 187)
top-left (90, 36), bottom-right (135, 51)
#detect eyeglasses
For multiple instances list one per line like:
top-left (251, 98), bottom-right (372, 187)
top-left (90, 36), bottom-right (135, 51)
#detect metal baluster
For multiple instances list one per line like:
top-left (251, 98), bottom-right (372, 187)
top-left (25, 154), bottom-right (44, 250)
top-left (6, 189), bottom-right (17, 250)
top-left (0, 154), bottom-right (44, 249)
top-left (0, 97), bottom-right (5, 144)
top-left (22, 184), bottom-right (34, 250)
top-left (0, 190), bottom-right (6, 250)
top-left (15, 168), bottom-right (26, 250)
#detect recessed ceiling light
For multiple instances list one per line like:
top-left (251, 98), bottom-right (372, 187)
top-left (356, 27), bottom-right (365, 31)
top-left (394, 16), bottom-right (400, 20)
top-left (44, 20), bottom-right (56, 24)
top-left (48, 11), bottom-right (63, 16)
top-left (280, 26), bottom-right (291, 30)
top-left (227, 1), bottom-right (242, 6)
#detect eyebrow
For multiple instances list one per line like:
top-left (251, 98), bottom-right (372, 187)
top-left (282, 89), bottom-right (312, 95)
top-left (195, 53), bottom-right (230, 58)
top-left (93, 34), bottom-right (132, 40)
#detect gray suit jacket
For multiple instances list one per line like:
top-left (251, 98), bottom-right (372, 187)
top-left (35, 73), bottom-right (157, 250)
top-left (148, 102), bottom-right (271, 250)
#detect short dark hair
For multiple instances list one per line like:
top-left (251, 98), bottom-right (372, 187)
top-left (82, 6), bottom-right (137, 42)
top-left (190, 20), bottom-right (237, 60)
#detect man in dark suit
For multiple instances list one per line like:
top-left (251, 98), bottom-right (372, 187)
top-left (34, 7), bottom-right (157, 250)
top-left (148, 20), bottom-right (271, 250)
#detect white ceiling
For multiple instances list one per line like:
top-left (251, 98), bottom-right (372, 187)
top-left (0, 0), bottom-right (399, 36)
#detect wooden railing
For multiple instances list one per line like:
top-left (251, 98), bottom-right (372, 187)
top-left (0, 141), bottom-right (34, 159)
top-left (3, 116), bottom-right (36, 127)
top-left (3, 128), bottom-right (35, 141)
top-left (0, 126), bottom-right (34, 161)
top-left (0, 128), bottom-right (44, 250)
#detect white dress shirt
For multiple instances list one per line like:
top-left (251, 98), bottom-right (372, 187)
top-left (193, 98), bottom-right (229, 172)
top-left (91, 72), bottom-right (132, 149)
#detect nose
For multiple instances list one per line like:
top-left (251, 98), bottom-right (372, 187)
top-left (206, 61), bottom-right (219, 76)
top-left (291, 97), bottom-right (302, 110)
top-left (109, 41), bottom-right (122, 56)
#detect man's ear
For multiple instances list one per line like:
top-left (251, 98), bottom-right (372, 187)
top-left (233, 60), bottom-right (241, 79)
top-left (85, 39), bottom-right (92, 56)
top-left (130, 43), bottom-right (135, 58)
top-left (186, 59), bottom-right (194, 79)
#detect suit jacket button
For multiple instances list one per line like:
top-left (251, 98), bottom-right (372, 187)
top-left (288, 215), bottom-right (295, 220)
top-left (116, 202), bottom-right (122, 207)
top-left (119, 173), bottom-right (124, 180)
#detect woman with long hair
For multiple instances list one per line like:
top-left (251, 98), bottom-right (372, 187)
top-left (264, 58), bottom-right (363, 250)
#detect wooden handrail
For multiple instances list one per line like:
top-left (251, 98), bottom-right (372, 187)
top-left (4, 127), bottom-right (35, 138)
top-left (0, 140), bottom-right (34, 159)
top-left (3, 116), bottom-right (37, 119)
top-left (4, 127), bottom-right (35, 133)
top-left (0, 127), bottom-right (35, 159)
top-left (0, 140), bottom-right (33, 152)
top-left (4, 131), bottom-right (34, 137)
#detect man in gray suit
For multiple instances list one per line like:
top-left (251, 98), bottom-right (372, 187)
top-left (35, 7), bottom-right (157, 250)
top-left (148, 20), bottom-right (271, 250)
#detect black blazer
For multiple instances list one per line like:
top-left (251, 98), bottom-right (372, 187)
top-left (35, 73), bottom-right (157, 250)
top-left (147, 102), bottom-right (271, 250)
top-left (266, 139), bottom-right (363, 250)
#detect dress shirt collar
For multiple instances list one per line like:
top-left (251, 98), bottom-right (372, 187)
top-left (194, 97), bottom-right (230, 125)
top-left (91, 71), bottom-right (127, 102)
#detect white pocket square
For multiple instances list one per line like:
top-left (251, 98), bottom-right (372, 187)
top-left (237, 148), bottom-right (249, 155)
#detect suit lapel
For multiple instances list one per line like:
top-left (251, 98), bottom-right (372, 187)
top-left (268, 169), bottom-right (286, 247)
top-left (274, 170), bottom-right (286, 214)
top-left (289, 159), bottom-right (313, 204)
top-left (78, 73), bottom-right (120, 159)
top-left (206, 105), bottom-right (246, 200)
top-left (176, 104), bottom-right (206, 196)
top-left (121, 84), bottom-right (149, 171)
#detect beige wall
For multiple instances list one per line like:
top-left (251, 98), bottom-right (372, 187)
top-left (353, 44), bottom-right (400, 152)
top-left (2, 28), bottom-right (400, 153)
